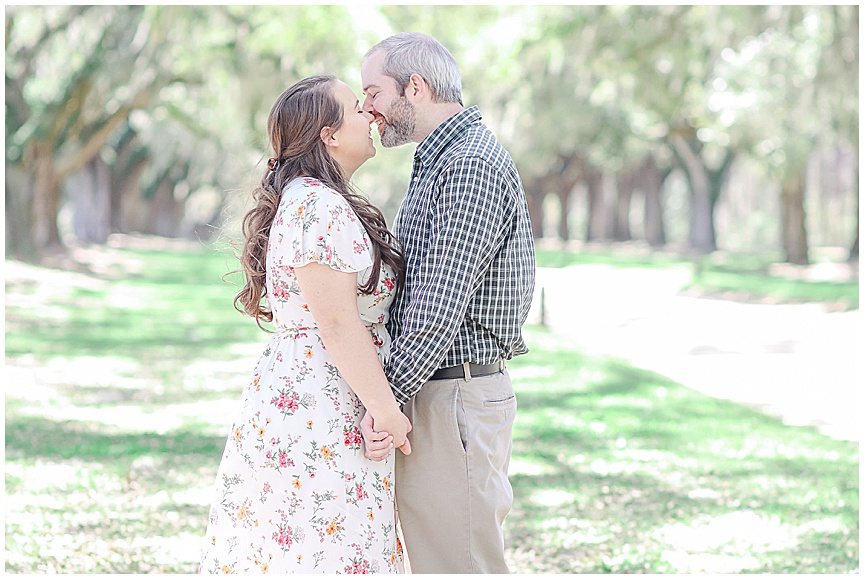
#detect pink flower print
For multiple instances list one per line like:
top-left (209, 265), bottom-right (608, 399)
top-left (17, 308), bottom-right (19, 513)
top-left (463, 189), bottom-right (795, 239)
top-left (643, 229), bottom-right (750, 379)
top-left (383, 277), bottom-right (395, 291)
top-left (345, 559), bottom-right (371, 574)
top-left (265, 450), bottom-right (273, 460)
top-left (263, 482), bottom-right (273, 494)
top-left (273, 524), bottom-right (294, 549)
top-left (277, 450), bottom-right (294, 468)
top-left (343, 425), bottom-right (362, 450)
top-left (303, 178), bottom-right (322, 187)
top-left (272, 284), bottom-right (289, 300)
top-left (353, 240), bottom-right (365, 255)
top-left (270, 437), bottom-right (279, 446)
top-left (355, 484), bottom-right (368, 501)
top-left (271, 390), bottom-right (300, 415)
top-left (325, 245), bottom-right (333, 262)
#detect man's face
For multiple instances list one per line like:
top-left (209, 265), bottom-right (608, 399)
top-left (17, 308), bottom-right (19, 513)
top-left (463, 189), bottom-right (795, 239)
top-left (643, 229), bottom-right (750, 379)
top-left (361, 50), bottom-right (416, 148)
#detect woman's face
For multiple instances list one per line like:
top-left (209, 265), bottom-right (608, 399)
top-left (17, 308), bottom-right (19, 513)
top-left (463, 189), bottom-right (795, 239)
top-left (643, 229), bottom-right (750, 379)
top-left (325, 80), bottom-right (376, 177)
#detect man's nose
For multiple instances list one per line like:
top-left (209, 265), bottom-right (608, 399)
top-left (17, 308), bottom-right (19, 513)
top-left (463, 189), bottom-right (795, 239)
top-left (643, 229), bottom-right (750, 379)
top-left (362, 96), bottom-right (374, 114)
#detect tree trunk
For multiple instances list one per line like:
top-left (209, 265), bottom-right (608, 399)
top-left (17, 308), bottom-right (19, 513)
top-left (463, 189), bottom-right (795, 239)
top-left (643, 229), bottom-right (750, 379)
top-left (554, 155), bottom-right (582, 242)
top-left (641, 156), bottom-right (668, 248)
top-left (672, 135), bottom-right (716, 253)
top-left (614, 167), bottom-right (635, 242)
top-left (147, 177), bottom-right (183, 237)
top-left (109, 129), bottom-right (149, 233)
top-left (523, 176), bottom-right (547, 239)
top-left (780, 167), bottom-right (810, 265)
top-left (29, 142), bottom-right (64, 252)
top-left (585, 166), bottom-right (614, 242)
top-left (557, 187), bottom-right (571, 241)
top-left (5, 163), bottom-right (38, 259)
top-left (68, 155), bottom-right (111, 243)
top-left (849, 164), bottom-right (859, 262)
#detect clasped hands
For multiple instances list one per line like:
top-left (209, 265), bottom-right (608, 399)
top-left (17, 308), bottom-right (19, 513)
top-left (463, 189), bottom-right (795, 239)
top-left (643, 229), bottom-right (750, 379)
top-left (360, 409), bottom-right (412, 461)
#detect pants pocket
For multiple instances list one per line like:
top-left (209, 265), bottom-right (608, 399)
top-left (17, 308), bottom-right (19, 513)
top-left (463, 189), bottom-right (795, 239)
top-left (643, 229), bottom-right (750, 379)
top-left (453, 383), bottom-right (468, 454)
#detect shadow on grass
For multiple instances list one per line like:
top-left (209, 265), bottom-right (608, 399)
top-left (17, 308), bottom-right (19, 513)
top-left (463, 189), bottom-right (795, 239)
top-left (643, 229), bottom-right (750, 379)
top-left (504, 341), bottom-right (859, 573)
top-left (5, 414), bottom-right (225, 463)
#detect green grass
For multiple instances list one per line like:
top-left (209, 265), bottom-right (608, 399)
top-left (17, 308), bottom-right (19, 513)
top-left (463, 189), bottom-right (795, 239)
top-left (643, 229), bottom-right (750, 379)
top-left (505, 329), bottom-right (858, 573)
top-left (4, 244), bottom-right (859, 573)
top-left (534, 247), bottom-right (859, 309)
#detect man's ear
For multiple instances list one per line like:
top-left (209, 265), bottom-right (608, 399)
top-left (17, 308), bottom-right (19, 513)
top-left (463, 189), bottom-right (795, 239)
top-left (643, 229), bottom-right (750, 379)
top-left (406, 73), bottom-right (428, 103)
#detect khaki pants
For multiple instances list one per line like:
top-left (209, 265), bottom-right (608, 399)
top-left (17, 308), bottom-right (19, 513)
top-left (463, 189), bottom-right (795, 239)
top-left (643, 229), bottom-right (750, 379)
top-left (395, 370), bottom-right (516, 574)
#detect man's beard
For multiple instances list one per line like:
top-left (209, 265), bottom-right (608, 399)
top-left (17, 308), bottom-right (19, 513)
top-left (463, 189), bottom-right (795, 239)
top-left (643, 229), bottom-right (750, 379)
top-left (380, 96), bottom-right (416, 148)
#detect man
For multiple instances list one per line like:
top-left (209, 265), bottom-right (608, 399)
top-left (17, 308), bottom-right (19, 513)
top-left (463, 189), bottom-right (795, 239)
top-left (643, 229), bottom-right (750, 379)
top-left (359, 32), bottom-right (535, 574)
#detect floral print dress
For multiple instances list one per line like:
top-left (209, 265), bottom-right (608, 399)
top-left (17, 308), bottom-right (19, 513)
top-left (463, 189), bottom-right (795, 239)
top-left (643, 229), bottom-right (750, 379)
top-left (200, 177), bottom-right (402, 574)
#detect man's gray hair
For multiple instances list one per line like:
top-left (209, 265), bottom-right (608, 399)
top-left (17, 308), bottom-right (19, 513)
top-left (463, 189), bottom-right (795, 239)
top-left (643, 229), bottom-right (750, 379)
top-left (366, 32), bottom-right (463, 105)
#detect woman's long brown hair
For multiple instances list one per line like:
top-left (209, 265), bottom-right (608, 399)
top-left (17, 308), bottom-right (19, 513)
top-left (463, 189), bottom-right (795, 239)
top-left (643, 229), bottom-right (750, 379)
top-left (234, 75), bottom-right (404, 329)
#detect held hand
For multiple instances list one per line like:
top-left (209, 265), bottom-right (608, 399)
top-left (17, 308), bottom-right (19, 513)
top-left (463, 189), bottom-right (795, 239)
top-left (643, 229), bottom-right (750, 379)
top-left (360, 412), bottom-right (393, 462)
top-left (360, 408), bottom-right (412, 461)
top-left (373, 406), bottom-right (412, 451)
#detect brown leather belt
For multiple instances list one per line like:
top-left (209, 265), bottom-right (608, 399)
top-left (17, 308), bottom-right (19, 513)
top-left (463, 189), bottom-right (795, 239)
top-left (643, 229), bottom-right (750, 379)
top-left (430, 359), bottom-right (505, 381)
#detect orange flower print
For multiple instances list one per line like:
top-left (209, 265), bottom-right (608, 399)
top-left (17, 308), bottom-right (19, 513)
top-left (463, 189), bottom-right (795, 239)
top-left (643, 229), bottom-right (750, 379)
top-left (383, 477), bottom-right (391, 491)
top-left (238, 504), bottom-right (248, 519)
top-left (304, 349), bottom-right (313, 359)
top-left (292, 478), bottom-right (301, 489)
top-left (211, 535), bottom-right (216, 545)
top-left (261, 563), bottom-right (269, 573)
top-left (257, 426), bottom-right (266, 437)
top-left (321, 446), bottom-right (332, 460)
top-left (367, 510), bottom-right (374, 521)
top-left (306, 420), bottom-right (314, 428)
top-left (221, 565), bottom-right (232, 573)
top-left (325, 518), bottom-right (343, 535)
top-left (234, 428), bottom-right (243, 442)
top-left (297, 555), bottom-right (302, 563)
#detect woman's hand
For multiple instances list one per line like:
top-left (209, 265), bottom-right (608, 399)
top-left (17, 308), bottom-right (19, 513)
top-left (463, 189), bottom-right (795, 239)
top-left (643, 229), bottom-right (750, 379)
top-left (361, 411), bottom-right (411, 461)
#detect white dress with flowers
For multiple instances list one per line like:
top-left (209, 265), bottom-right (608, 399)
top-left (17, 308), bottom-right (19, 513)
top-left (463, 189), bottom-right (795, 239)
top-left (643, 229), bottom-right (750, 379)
top-left (200, 177), bottom-right (402, 574)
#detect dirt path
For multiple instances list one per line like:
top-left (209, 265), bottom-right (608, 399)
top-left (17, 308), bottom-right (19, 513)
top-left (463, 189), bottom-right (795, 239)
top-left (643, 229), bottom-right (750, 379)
top-left (529, 265), bottom-right (860, 443)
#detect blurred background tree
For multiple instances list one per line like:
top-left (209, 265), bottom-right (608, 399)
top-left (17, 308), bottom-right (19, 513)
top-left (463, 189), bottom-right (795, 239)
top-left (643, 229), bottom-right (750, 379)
top-left (5, 5), bottom-right (858, 264)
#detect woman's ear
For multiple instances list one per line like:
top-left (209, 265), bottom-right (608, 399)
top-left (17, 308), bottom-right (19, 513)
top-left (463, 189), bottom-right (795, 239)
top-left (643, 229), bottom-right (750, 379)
top-left (320, 126), bottom-right (338, 148)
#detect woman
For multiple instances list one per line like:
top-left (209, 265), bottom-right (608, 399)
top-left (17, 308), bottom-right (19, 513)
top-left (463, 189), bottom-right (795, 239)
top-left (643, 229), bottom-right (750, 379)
top-left (200, 75), bottom-right (411, 574)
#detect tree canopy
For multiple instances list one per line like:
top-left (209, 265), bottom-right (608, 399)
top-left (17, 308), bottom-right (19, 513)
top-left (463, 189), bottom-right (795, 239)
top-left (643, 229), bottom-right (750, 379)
top-left (5, 5), bottom-right (858, 263)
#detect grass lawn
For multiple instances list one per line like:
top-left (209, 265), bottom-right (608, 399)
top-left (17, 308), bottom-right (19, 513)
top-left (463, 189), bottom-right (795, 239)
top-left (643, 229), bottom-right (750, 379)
top-left (534, 246), bottom-right (860, 309)
top-left (4, 241), bottom-right (859, 573)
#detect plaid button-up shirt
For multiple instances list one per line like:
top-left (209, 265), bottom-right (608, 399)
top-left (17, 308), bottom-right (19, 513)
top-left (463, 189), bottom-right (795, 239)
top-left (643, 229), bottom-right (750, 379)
top-left (384, 106), bottom-right (536, 405)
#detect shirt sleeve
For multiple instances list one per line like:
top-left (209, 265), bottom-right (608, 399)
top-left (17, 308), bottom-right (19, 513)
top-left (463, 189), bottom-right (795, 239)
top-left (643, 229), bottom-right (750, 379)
top-left (384, 157), bottom-right (511, 404)
top-left (269, 183), bottom-right (373, 274)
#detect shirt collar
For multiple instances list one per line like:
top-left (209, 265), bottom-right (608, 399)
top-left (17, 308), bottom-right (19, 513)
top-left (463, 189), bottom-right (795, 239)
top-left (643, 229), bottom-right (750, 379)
top-left (415, 105), bottom-right (482, 168)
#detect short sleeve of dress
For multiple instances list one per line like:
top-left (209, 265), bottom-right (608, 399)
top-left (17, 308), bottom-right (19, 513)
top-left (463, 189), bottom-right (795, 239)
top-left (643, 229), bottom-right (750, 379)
top-left (269, 178), bottom-right (374, 273)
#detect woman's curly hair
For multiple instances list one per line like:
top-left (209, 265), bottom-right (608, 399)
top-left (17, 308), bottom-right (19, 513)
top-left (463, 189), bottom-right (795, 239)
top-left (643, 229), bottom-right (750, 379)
top-left (234, 75), bottom-right (404, 329)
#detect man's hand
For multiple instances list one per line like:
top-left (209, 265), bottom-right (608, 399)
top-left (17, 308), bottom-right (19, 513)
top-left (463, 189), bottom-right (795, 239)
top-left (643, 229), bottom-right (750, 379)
top-left (360, 412), bottom-right (412, 461)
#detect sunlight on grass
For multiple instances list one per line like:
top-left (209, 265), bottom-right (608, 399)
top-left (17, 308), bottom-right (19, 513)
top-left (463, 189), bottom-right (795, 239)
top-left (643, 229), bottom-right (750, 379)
top-left (5, 244), bottom-right (859, 574)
